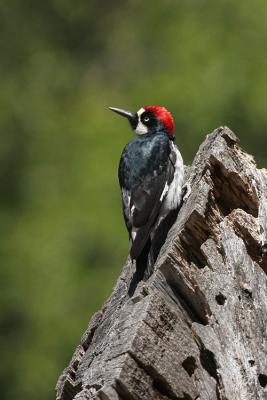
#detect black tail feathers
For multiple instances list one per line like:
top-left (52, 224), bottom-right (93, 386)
top-left (128, 238), bottom-right (151, 296)
top-left (128, 209), bottom-right (179, 296)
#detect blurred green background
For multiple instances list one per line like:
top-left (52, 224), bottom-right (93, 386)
top-left (1, 1), bottom-right (267, 399)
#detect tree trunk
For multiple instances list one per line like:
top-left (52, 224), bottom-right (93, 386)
top-left (56, 127), bottom-right (267, 400)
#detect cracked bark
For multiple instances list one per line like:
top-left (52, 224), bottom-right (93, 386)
top-left (56, 127), bottom-right (267, 400)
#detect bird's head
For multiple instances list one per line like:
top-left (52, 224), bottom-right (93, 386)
top-left (109, 105), bottom-right (175, 140)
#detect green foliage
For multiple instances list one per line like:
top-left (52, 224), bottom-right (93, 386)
top-left (0, 1), bottom-right (266, 398)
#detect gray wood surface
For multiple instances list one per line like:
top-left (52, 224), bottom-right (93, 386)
top-left (56, 127), bottom-right (267, 400)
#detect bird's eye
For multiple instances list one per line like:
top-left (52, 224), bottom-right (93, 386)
top-left (143, 116), bottom-right (150, 122)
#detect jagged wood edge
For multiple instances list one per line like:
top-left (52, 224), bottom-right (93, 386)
top-left (56, 127), bottom-right (267, 400)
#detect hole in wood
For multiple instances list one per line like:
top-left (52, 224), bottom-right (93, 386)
top-left (215, 292), bottom-right (226, 305)
top-left (61, 380), bottom-right (82, 400)
top-left (166, 278), bottom-right (209, 326)
top-left (248, 360), bottom-right (255, 367)
top-left (243, 288), bottom-right (252, 298)
top-left (230, 212), bottom-right (267, 274)
top-left (182, 356), bottom-right (197, 377)
top-left (179, 211), bottom-right (210, 269)
top-left (258, 374), bottom-right (267, 388)
top-left (200, 348), bottom-right (219, 384)
top-left (209, 157), bottom-right (259, 218)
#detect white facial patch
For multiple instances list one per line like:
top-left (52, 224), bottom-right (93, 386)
top-left (135, 108), bottom-right (148, 135)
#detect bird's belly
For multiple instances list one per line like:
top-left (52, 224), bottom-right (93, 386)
top-left (161, 147), bottom-right (184, 214)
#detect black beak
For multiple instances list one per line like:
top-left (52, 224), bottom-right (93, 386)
top-left (109, 107), bottom-right (138, 130)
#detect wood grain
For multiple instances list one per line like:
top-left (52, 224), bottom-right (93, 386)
top-left (56, 127), bottom-right (267, 400)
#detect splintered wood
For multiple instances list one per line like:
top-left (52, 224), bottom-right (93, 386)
top-left (56, 128), bottom-right (267, 400)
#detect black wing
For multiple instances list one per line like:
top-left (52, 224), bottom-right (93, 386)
top-left (119, 142), bottom-right (176, 259)
top-left (129, 156), bottom-right (175, 259)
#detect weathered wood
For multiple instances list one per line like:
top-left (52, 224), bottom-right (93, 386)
top-left (56, 127), bottom-right (267, 400)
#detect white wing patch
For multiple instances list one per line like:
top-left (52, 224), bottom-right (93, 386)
top-left (131, 228), bottom-right (137, 241)
top-left (130, 204), bottom-right (135, 217)
top-left (160, 182), bottom-right (169, 202)
top-left (122, 188), bottom-right (139, 241)
top-left (122, 188), bottom-right (131, 221)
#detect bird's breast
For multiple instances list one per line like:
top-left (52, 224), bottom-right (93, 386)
top-left (119, 134), bottom-right (170, 190)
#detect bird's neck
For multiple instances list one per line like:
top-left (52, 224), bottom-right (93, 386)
top-left (136, 129), bottom-right (173, 140)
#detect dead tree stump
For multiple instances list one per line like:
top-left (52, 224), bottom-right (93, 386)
top-left (56, 127), bottom-right (267, 400)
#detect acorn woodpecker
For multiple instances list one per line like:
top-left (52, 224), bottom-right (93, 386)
top-left (110, 105), bottom-right (184, 261)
